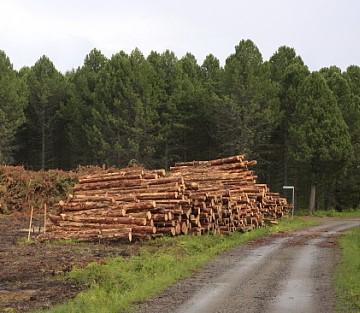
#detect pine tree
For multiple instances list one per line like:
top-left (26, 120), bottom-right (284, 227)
top-left (222, 40), bottom-right (280, 179)
top-left (91, 50), bottom-right (158, 166)
top-left (289, 72), bottom-right (352, 212)
top-left (18, 56), bottom-right (66, 169)
top-left (321, 66), bottom-right (360, 208)
top-left (147, 50), bottom-right (182, 168)
top-left (344, 65), bottom-right (360, 97)
top-left (269, 47), bottom-right (309, 190)
top-left (0, 51), bottom-right (27, 163)
top-left (60, 49), bottom-right (108, 167)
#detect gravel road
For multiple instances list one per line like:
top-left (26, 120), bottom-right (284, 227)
top-left (135, 218), bottom-right (360, 313)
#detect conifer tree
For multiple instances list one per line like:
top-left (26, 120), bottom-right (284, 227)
top-left (0, 51), bottom-right (27, 163)
top-left (289, 72), bottom-right (352, 212)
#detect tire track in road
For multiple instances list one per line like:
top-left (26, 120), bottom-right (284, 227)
top-left (268, 220), bottom-right (360, 313)
top-left (135, 218), bottom-right (360, 313)
top-left (173, 237), bottom-right (289, 313)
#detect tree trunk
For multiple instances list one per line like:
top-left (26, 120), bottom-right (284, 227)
top-left (165, 141), bottom-right (168, 169)
top-left (309, 184), bottom-right (316, 214)
top-left (283, 131), bottom-right (288, 186)
top-left (41, 111), bottom-right (45, 170)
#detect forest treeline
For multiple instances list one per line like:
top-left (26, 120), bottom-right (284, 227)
top-left (1, 40), bottom-right (360, 211)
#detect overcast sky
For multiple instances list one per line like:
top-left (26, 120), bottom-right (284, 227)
top-left (1, 0), bottom-right (359, 72)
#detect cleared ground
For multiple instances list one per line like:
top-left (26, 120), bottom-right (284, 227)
top-left (0, 214), bottom-right (137, 313)
top-left (136, 218), bottom-right (360, 313)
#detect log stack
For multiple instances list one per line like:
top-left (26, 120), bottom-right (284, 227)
top-left (170, 155), bottom-right (290, 234)
top-left (40, 167), bottom-right (190, 241)
top-left (39, 155), bottom-right (290, 242)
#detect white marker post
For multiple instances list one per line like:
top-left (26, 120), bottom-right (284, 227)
top-left (283, 186), bottom-right (295, 218)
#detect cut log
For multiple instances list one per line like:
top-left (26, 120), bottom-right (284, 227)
top-left (40, 155), bottom-right (290, 242)
top-left (155, 227), bottom-right (176, 236)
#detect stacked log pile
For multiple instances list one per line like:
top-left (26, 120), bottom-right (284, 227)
top-left (40, 167), bottom-right (190, 241)
top-left (170, 155), bottom-right (290, 234)
top-left (39, 155), bottom-right (290, 242)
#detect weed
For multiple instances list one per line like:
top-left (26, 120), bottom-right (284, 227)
top-left (16, 238), bottom-right (36, 245)
top-left (336, 227), bottom-right (360, 313)
top-left (296, 209), bottom-right (360, 218)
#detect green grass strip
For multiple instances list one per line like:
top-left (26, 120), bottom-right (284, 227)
top-left (38, 217), bottom-right (317, 313)
top-left (336, 226), bottom-right (360, 313)
top-left (295, 209), bottom-right (360, 218)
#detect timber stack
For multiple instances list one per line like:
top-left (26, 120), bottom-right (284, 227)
top-left (39, 155), bottom-right (290, 242)
top-left (170, 155), bottom-right (289, 234)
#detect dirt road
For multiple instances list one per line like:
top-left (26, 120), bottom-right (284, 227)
top-left (136, 218), bottom-right (360, 313)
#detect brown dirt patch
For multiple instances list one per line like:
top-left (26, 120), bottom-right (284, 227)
top-left (0, 214), bottom-right (138, 313)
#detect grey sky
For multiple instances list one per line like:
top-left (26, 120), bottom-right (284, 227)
top-left (1, 0), bottom-right (359, 72)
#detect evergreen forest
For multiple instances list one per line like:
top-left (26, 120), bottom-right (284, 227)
top-left (1, 40), bottom-right (360, 210)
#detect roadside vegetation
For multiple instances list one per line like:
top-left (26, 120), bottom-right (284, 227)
top-left (336, 226), bottom-right (360, 313)
top-left (38, 217), bottom-right (317, 313)
top-left (295, 209), bottom-right (360, 218)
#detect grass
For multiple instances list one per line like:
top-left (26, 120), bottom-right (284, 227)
top-left (336, 226), bottom-right (360, 313)
top-left (295, 208), bottom-right (360, 218)
top-left (17, 237), bottom-right (80, 247)
top-left (44, 239), bottom-right (81, 246)
top-left (16, 238), bottom-right (36, 245)
top-left (37, 216), bottom-right (317, 313)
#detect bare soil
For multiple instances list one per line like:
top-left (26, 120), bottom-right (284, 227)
top-left (0, 214), bottom-right (137, 313)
